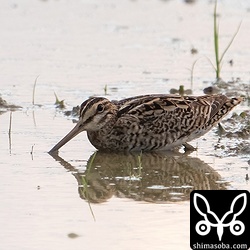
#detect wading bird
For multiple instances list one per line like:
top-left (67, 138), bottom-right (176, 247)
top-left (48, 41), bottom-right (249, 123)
top-left (49, 94), bottom-right (242, 153)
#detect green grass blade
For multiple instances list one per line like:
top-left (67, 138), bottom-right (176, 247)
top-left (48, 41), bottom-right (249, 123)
top-left (204, 55), bottom-right (216, 72)
top-left (83, 151), bottom-right (97, 221)
top-left (219, 21), bottom-right (242, 64)
top-left (214, 0), bottom-right (220, 79)
top-left (190, 57), bottom-right (202, 89)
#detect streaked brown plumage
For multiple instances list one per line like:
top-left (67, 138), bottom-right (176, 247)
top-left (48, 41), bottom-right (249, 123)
top-left (49, 94), bottom-right (242, 153)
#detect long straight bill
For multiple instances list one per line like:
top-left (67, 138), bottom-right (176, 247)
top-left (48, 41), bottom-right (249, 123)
top-left (48, 123), bottom-right (82, 153)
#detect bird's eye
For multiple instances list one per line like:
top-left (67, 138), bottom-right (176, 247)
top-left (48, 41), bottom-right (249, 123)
top-left (97, 104), bottom-right (104, 113)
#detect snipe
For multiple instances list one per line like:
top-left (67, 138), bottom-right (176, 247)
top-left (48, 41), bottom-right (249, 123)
top-left (49, 94), bottom-right (242, 153)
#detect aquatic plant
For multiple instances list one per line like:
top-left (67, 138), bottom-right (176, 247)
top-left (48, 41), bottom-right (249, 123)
top-left (80, 152), bottom-right (97, 221)
top-left (190, 58), bottom-right (200, 89)
top-left (104, 84), bottom-right (108, 95)
top-left (213, 0), bottom-right (241, 80)
top-left (190, 1), bottom-right (241, 84)
top-left (32, 75), bottom-right (39, 105)
top-left (169, 85), bottom-right (192, 95)
top-left (54, 92), bottom-right (65, 109)
top-left (129, 152), bottom-right (143, 178)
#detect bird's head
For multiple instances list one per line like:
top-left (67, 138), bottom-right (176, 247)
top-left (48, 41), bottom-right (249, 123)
top-left (49, 97), bottom-right (117, 153)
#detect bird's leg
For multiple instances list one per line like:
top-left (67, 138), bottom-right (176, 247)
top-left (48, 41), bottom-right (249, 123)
top-left (217, 122), bottom-right (226, 136)
top-left (183, 142), bottom-right (197, 152)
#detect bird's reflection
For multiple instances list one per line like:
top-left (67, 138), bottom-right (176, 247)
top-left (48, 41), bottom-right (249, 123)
top-left (50, 151), bottom-right (227, 203)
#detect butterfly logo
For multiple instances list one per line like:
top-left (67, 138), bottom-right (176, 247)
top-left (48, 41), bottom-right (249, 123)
top-left (193, 193), bottom-right (247, 241)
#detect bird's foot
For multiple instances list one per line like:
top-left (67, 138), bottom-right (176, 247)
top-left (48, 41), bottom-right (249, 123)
top-left (183, 142), bottom-right (197, 152)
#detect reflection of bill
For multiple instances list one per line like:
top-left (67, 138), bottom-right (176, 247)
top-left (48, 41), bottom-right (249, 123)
top-left (194, 193), bottom-right (247, 241)
top-left (50, 151), bottom-right (227, 203)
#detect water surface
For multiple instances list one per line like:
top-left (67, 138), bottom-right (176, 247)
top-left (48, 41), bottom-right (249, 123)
top-left (0, 1), bottom-right (249, 249)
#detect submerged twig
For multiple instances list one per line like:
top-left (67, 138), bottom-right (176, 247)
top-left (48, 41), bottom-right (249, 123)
top-left (30, 144), bottom-right (35, 160)
top-left (8, 112), bottom-right (12, 154)
top-left (8, 111), bottom-right (12, 136)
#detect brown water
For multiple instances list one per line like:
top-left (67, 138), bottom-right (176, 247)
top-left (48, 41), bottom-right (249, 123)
top-left (0, 1), bottom-right (250, 250)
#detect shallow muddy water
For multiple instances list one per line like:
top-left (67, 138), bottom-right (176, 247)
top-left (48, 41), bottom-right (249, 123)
top-left (0, 1), bottom-right (250, 250)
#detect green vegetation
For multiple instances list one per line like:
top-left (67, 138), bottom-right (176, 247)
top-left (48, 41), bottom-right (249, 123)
top-left (104, 84), bottom-right (108, 95)
top-left (213, 0), bottom-right (241, 80)
top-left (79, 152), bottom-right (97, 221)
top-left (54, 92), bottom-right (66, 109)
top-left (190, 0), bottom-right (241, 84)
top-left (170, 85), bottom-right (192, 96)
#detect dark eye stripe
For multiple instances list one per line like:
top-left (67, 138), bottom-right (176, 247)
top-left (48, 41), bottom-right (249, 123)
top-left (80, 98), bottom-right (95, 117)
top-left (80, 97), bottom-right (110, 118)
top-left (80, 97), bottom-right (104, 117)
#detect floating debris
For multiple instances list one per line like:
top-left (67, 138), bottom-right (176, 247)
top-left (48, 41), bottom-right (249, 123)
top-left (0, 96), bottom-right (21, 113)
top-left (68, 233), bottom-right (80, 239)
top-left (191, 47), bottom-right (198, 54)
